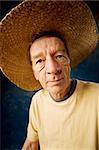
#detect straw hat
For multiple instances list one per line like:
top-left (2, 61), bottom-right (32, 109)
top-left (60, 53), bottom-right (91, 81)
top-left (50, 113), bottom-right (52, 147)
top-left (0, 0), bottom-right (97, 91)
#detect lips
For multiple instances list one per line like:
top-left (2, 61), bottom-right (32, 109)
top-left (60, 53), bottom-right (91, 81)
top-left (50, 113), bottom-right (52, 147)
top-left (47, 78), bottom-right (64, 84)
top-left (52, 79), bottom-right (63, 82)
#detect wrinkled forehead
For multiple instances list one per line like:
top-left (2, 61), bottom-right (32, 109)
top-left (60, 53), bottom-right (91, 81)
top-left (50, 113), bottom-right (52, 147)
top-left (30, 31), bottom-right (69, 56)
top-left (30, 36), bottom-right (67, 59)
top-left (31, 36), bottom-right (65, 50)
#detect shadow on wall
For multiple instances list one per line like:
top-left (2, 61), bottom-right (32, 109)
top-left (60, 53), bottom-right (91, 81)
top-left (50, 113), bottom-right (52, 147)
top-left (1, 72), bottom-right (36, 149)
top-left (71, 43), bottom-right (99, 83)
top-left (1, 1), bottom-right (99, 149)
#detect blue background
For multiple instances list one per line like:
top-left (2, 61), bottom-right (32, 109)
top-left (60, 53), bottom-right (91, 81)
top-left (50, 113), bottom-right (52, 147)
top-left (1, 1), bottom-right (99, 149)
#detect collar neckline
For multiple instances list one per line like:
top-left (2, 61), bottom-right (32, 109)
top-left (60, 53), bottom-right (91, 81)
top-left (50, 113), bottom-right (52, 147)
top-left (50, 80), bottom-right (77, 102)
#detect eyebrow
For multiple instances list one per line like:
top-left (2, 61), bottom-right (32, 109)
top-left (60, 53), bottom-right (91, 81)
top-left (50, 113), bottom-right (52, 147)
top-left (31, 52), bottom-right (43, 60)
top-left (31, 48), bottom-right (67, 60)
top-left (55, 48), bottom-right (66, 53)
top-left (53, 49), bottom-right (68, 56)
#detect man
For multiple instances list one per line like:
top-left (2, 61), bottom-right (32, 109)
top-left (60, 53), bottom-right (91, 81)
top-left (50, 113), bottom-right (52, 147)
top-left (22, 32), bottom-right (99, 150)
top-left (0, 1), bottom-right (99, 150)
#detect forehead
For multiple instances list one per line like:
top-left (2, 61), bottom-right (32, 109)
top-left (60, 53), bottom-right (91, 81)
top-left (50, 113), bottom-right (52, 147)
top-left (30, 36), bottom-right (65, 52)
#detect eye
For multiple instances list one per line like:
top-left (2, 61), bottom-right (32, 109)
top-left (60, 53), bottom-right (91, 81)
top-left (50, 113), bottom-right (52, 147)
top-left (36, 59), bottom-right (43, 64)
top-left (56, 55), bottom-right (64, 59)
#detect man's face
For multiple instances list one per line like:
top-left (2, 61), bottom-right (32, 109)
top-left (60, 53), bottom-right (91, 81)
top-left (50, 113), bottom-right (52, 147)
top-left (30, 36), bottom-right (71, 101)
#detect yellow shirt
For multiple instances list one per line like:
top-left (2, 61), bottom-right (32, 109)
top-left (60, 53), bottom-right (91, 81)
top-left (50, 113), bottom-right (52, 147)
top-left (27, 80), bottom-right (99, 150)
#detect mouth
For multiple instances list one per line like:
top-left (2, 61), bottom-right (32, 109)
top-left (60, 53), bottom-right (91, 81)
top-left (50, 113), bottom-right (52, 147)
top-left (47, 78), bottom-right (64, 85)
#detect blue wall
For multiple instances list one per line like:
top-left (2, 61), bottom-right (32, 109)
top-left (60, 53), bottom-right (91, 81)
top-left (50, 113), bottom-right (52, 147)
top-left (1, 1), bottom-right (99, 149)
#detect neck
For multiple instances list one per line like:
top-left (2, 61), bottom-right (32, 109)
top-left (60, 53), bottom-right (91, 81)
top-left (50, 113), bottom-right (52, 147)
top-left (50, 80), bottom-right (77, 102)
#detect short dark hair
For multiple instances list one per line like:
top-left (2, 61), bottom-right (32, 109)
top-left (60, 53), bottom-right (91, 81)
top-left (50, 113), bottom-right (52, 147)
top-left (32, 30), bottom-right (69, 56)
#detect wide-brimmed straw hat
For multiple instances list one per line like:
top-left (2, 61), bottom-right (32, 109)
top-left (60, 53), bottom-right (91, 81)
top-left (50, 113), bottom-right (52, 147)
top-left (0, 0), bottom-right (98, 91)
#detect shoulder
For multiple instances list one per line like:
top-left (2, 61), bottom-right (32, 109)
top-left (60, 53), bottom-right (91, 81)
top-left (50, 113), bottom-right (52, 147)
top-left (33, 89), bottom-right (49, 99)
top-left (77, 80), bottom-right (99, 95)
top-left (78, 80), bottom-right (99, 88)
top-left (75, 80), bottom-right (99, 106)
top-left (31, 89), bottom-right (49, 105)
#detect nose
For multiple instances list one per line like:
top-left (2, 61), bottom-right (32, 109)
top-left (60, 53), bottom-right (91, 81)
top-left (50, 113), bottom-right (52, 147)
top-left (45, 56), bottom-right (62, 75)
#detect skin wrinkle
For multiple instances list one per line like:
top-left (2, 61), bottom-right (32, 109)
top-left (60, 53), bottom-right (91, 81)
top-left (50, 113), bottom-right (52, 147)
top-left (30, 36), bottom-right (71, 101)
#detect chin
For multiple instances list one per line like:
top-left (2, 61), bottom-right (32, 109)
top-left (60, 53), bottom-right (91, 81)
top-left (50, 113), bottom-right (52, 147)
top-left (48, 85), bottom-right (63, 94)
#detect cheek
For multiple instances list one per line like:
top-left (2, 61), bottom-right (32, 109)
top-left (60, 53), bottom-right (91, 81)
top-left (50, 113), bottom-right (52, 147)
top-left (38, 71), bottom-right (47, 89)
top-left (32, 65), bottom-right (39, 80)
top-left (62, 65), bottom-right (71, 78)
top-left (33, 66), bottom-right (47, 88)
top-left (32, 63), bottom-right (45, 80)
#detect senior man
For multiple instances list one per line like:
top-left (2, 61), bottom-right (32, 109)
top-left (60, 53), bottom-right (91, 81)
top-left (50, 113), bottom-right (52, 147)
top-left (0, 1), bottom-right (99, 150)
top-left (22, 31), bottom-right (99, 150)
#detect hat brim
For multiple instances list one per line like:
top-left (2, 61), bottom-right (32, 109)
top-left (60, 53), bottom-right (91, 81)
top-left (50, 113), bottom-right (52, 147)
top-left (0, 0), bottom-right (97, 91)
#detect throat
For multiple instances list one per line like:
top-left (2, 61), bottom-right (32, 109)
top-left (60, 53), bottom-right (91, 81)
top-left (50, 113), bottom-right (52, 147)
top-left (50, 80), bottom-right (77, 102)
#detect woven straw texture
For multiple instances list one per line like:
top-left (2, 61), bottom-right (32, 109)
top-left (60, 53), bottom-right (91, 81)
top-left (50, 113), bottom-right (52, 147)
top-left (0, 0), bottom-right (97, 90)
